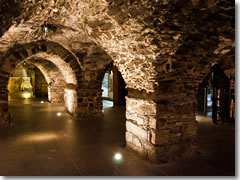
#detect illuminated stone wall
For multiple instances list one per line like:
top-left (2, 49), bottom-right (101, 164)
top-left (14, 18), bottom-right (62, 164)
top-left (0, 70), bottom-right (11, 126)
top-left (77, 70), bottom-right (105, 117)
top-left (0, 0), bottom-right (235, 163)
top-left (34, 68), bottom-right (48, 97)
top-left (0, 41), bottom-right (80, 125)
top-left (27, 58), bottom-right (66, 103)
top-left (125, 89), bottom-right (197, 163)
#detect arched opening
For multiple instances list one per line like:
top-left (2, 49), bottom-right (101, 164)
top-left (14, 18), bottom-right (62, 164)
top-left (196, 64), bottom-right (235, 125)
top-left (102, 65), bottom-right (127, 110)
top-left (102, 69), bottom-right (113, 108)
top-left (7, 58), bottom-right (75, 116)
top-left (98, 64), bottom-right (128, 149)
top-left (0, 41), bottom-right (82, 125)
top-left (26, 58), bottom-right (65, 103)
top-left (8, 62), bottom-right (48, 100)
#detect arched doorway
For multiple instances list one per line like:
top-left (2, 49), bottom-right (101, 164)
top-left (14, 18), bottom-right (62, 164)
top-left (102, 65), bottom-right (127, 110)
top-left (196, 64), bottom-right (234, 125)
top-left (0, 41), bottom-right (82, 125)
top-left (8, 62), bottom-right (49, 100)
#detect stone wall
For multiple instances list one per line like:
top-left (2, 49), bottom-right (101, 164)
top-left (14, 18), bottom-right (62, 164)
top-left (0, 41), bottom-right (81, 123)
top-left (126, 89), bottom-right (197, 163)
top-left (0, 101), bottom-right (10, 126)
top-left (34, 67), bottom-right (48, 97)
top-left (0, 41), bottom-right (111, 118)
top-left (0, 0), bottom-right (235, 163)
top-left (125, 97), bottom-right (157, 161)
top-left (64, 85), bottom-right (78, 117)
top-left (0, 70), bottom-right (10, 126)
top-left (77, 70), bottom-right (105, 117)
top-left (28, 58), bottom-right (66, 103)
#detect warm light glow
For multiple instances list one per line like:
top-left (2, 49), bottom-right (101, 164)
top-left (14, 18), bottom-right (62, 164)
top-left (48, 87), bottom-right (51, 102)
top-left (64, 88), bottom-right (77, 115)
top-left (53, 8), bottom-right (58, 12)
top-left (196, 115), bottom-right (212, 123)
top-left (41, 101), bottom-right (44, 103)
top-left (57, 112), bottom-right (62, 116)
top-left (29, 53), bottom-right (77, 85)
top-left (20, 133), bottom-right (56, 142)
top-left (23, 92), bottom-right (31, 99)
top-left (114, 153), bottom-right (122, 160)
top-left (22, 66), bottom-right (28, 77)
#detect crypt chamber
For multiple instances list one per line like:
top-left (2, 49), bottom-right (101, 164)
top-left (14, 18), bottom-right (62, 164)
top-left (0, 0), bottom-right (235, 176)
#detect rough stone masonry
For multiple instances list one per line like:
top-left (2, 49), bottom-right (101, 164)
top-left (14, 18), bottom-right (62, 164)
top-left (0, 0), bottom-right (234, 163)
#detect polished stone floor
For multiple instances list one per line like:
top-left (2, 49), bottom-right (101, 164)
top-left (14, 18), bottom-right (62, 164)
top-left (0, 98), bottom-right (235, 176)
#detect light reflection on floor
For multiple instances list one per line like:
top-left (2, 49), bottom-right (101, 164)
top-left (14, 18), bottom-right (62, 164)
top-left (19, 132), bottom-right (57, 142)
top-left (103, 100), bottom-right (113, 109)
top-left (0, 98), bottom-right (234, 176)
top-left (207, 111), bottom-right (212, 117)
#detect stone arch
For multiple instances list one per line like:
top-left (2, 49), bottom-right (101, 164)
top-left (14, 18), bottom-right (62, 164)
top-left (101, 62), bottom-right (127, 107)
top-left (100, 62), bottom-right (114, 101)
top-left (77, 66), bottom-right (108, 117)
top-left (25, 53), bottom-right (77, 86)
top-left (0, 40), bottom-right (83, 124)
top-left (0, 0), bottom-right (234, 164)
top-left (197, 62), bottom-right (234, 123)
top-left (1, 40), bottom-right (82, 84)
top-left (87, 61), bottom-right (128, 114)
top-left (26, 58), bottom-right (65, 103)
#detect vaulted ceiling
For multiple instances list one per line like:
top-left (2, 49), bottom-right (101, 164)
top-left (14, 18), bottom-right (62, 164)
top-left (0, 0), bottom-right (235, 93)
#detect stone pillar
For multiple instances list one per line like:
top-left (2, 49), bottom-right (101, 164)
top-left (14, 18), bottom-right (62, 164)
top-left (0, 91), bottom-right (11, 126)
top-left (125, 96), bottom-right (158, 161)
top-left (0, 101), bottom-right (11, 126)
top-left (75, 71), bottom-right (103, 118)
top-left (125, 89), bottom-right (197, 163)
top-left (64, 87), bottom-right (77, 117)
top-left (49, 85), bottom-right (64, 103)
top-left (77, 88), bottom-right (103, 117)
top-left (0, 71), bottom-right (11, 126)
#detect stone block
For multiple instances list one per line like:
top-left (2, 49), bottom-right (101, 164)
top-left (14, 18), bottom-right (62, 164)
top-left (126, 121), bottom-right (148, 141)
top-left (149, 117), bottom-right (167, 129)
top-left (169, 126), bottom-right (182, 133)
top-left (156, 145), bottom-right (168, 153)
top-left (125, 131), bottom-right (133, 143)
top-left (149, 117), bottom-right (157, 129)
top-left (169, 132), bottom-right (182, 142)
top-left (107, 5), bottom-right (121, 16)
top-left (132, 136), bottom-right (142, 148)
top-left (168, 144), bottom-right (182, 158)
top-left (126, 111), bottom-right (144, 125)
top-left (100, 23), bottom-right (112, 31)
top-left (126, 141), bottom-right (147, 159)
top-left (151, 129), bottom-right (169, 145)
top-left (139, 103), bottom-right (156, 116)
top-left (187, 120), bottom-right (198, 136)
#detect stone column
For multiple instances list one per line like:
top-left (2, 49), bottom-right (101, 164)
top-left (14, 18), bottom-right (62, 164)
top-left (49, 85), bottom-right (64, 103)
top-left (125, 96), bottom-right (158, 161)
top-left (0, 100), bottom-right (10, 126)
top-left (77, 88), bottom-right (103, 118)
top-left (64, 89), bottom-right (77, 117)
top-left (125, 89), bottom-right (197, 163)
top-left (0, 71), bottom-right (11, 126)
top-left (0, 91), bottom-right (11, 126)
